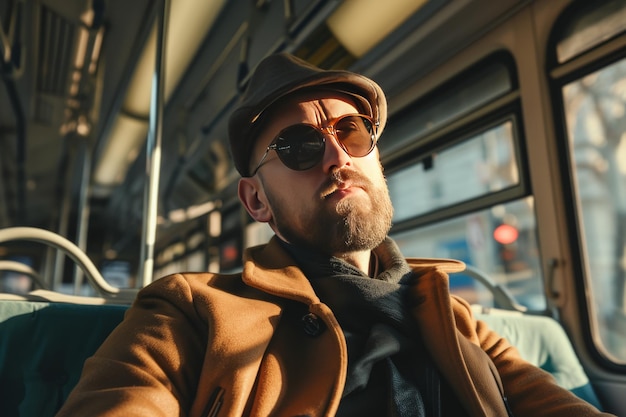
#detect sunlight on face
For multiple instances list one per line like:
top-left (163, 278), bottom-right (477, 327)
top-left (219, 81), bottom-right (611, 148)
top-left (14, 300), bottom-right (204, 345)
top-left (255, 92), bottom-right (393, 255)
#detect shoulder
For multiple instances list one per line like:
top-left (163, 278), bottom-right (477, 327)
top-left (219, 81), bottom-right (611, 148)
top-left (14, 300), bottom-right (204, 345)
top-left (139, 271), bottom-right (277, 305)
top-left (135, 271), bottom-right (284, 323)
top-left (137, 271), bottom-right (240, 300)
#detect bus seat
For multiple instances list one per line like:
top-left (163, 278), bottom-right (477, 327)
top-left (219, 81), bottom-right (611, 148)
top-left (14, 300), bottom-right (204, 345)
top-left (476, 310), bottom-right (604, 410)
top-left (0, 300), bottom-right (127, 417)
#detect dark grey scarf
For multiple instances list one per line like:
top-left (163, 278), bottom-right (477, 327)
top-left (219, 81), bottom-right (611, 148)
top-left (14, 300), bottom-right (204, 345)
top-left (279, 238), bottom-right (468, 417)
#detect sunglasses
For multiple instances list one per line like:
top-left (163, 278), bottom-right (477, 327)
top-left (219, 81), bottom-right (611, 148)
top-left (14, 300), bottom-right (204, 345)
top-left (250, 114), bottom-right (378, 176)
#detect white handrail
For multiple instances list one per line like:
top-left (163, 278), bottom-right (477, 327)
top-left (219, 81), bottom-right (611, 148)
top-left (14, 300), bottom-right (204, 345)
top-left (0, 227), bottom-right (131, 298)
top-left (461, 264), bottom-right (528, 312)
top-left (0, 259), bottom-right (47, 289)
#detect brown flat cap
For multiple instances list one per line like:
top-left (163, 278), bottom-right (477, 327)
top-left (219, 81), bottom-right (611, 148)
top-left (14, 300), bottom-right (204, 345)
top-left (228, 53), bottom-right (387, 177)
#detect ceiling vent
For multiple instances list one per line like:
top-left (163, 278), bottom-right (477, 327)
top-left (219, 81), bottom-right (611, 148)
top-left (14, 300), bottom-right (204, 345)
top-left (37, 5), bottom-right (75, 96)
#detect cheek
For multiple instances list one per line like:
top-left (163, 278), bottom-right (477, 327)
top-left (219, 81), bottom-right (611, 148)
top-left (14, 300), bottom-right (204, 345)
top-left (357, 154), bottom-right (385, 178)
top-left (267, 176), bottom-right (320, 215)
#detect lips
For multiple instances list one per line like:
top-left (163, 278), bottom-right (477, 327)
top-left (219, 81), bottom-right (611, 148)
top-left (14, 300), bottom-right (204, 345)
top-left (322, 183), bottom-right (354, 199)
top-left (319, 168), bottom-right (372, 200)
top-left (320, 175), bottom-right (368, 199)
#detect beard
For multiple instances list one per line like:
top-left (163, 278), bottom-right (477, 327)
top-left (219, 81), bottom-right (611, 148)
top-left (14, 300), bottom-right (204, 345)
top-left (261, 165), bottom-right (393, 255)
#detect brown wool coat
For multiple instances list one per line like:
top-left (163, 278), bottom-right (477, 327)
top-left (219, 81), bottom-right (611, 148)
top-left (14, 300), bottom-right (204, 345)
top-left (57, 237), bottom-right (613, 417)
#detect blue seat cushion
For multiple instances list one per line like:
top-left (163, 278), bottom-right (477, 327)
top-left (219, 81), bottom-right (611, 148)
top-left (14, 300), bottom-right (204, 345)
top-left (477, 311), bottom-right (603, 410)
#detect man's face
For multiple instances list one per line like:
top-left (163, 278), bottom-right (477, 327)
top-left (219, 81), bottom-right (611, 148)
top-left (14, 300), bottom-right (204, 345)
top-left (240, 91), bottom-right (393, 256)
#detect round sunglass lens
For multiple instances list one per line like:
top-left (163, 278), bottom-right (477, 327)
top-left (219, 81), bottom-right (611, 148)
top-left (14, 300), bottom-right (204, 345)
top-left (276, 125), bottom-right (325, 170)
top-left (334, 116), bottom-right (375, 157)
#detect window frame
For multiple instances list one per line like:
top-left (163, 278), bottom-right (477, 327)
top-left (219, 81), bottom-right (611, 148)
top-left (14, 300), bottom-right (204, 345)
top-left (386, 111), bottom-right (530, 235)
top-left (381, 52), bottom-right (546, 312)
top-left (548, 0), bottom-right (626, 369)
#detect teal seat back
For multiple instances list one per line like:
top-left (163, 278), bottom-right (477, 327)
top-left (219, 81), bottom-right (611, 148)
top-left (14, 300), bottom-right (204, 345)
top-left (0, 301), bottom-right (127, 417)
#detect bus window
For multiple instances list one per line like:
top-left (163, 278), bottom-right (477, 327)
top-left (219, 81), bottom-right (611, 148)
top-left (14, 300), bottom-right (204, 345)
top-left (553, 0), bottom-right (626, 364)
top-left (392, 197), bottom-right (542, 309)
top-left (561, 58), bottom-right (626, 362)
top-left (388, 121), bottom-right (519, 222)
top-left (385, 54), bottom-right (544, 311)
top-left (388, 121), bottom-right (543, 310)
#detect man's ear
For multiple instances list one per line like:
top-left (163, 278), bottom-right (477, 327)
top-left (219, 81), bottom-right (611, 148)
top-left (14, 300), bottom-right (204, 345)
top-left (238, 177), bottom-right (272, 223)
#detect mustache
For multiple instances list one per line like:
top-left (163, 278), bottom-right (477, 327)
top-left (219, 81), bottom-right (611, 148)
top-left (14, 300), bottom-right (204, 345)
top-left (319, 168), bottom-right (373, 199)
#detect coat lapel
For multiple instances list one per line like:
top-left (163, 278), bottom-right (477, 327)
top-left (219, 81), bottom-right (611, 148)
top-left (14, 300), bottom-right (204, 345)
top-left (407, 260), bottom-right (510, 417)
top-left (242, 237), bottom-right (320, 305)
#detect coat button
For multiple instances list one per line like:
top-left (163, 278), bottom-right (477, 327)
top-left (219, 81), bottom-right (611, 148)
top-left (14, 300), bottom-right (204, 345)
top-left (302, 313), bottom-right (324, 337)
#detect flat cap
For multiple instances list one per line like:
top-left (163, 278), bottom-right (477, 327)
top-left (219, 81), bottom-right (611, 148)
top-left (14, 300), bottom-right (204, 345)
top-left (228, 53), bottom-right (387, 177)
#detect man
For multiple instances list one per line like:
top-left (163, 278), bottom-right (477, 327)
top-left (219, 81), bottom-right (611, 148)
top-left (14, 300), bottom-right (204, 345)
top-left (56, 53), bottom-right (613, 416)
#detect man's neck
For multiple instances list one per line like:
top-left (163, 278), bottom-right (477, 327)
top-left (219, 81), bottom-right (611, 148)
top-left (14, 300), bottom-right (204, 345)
top-left (276, 236), bottom-right (411, 284)
top-left (334, 250), bottom-right (374, 277)
top-left (276, 236), bottom-right (376, 277)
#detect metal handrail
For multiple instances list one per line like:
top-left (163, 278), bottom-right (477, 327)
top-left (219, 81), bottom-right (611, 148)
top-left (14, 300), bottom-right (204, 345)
top-left (460, 264), bottom-right (528, 312)
top-left (0, 227), bottom-right (136, 301)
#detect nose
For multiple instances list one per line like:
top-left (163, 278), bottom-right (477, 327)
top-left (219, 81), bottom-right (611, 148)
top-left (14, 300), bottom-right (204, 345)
top-left (321, 130), bottom-right (352, 172)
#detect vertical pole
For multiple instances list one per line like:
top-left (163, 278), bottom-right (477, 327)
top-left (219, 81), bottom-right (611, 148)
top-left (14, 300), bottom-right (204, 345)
top-left (139, 0), bottom-right (170, 287)
top-left (73, 140), bottom-right (91, 293)
top-left (53, 161), bottom-right (71, 291)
